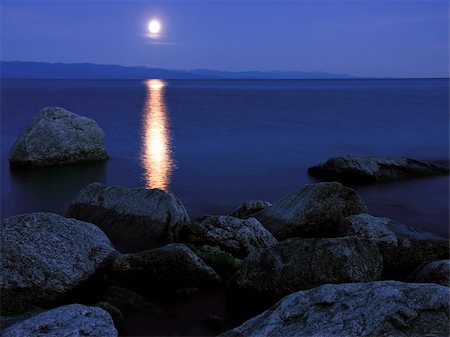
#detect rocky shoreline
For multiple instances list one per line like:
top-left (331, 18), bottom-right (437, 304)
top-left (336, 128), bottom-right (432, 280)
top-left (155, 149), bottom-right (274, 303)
top-left (2, 107), bottom-right (449, 336)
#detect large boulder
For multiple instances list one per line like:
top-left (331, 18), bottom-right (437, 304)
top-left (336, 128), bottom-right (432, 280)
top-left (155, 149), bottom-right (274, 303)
top-left (9, 106), bottom-right (108, 168)
top-left (220, 281), bottom-right (450, 337)
top-left (2, 304), bottom-right (117, 337)
top-left (108, 243), bottom-right (221, 294)
top-left (308, 155), bottom-right (449, 183)
top-left (228, 200), bottom-right (272, 218)
top-left (231, 236), bottom-right (382, 301)
top-left (339, 214), bottom-right (449, 278)
top-left (177, 215), bottom-right (277, 258)
top-left (1, 213), bottom-right (116, 314)
top-left (254, 182), bottom-right (367, 239)
top-left (67, 183), bottom-right (190, 252)
top-left (409, 260), bottom-right (450, 286)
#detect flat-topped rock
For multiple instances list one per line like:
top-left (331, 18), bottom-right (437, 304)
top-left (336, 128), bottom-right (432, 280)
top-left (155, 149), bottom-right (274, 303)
top-left (9, 106), bottom-right (108, 168)
top-left (231, 236), bottom-right (382, 301)
top-left (220, 281), bottom-right (450, 337)
top-left (308, 155), bottom-right (449, 183)
top-left (176, 215), bottom-right (277, 258)
top-left (2, 304), bottom-right (117, 337)
top-left (67, 183), bottom-right (190, 252)
top-left (254, 182), bottom-right (367, 239)
top-left (339, 214), bottom-right (449, 278)
top-left (1, 213), bottom-right (116, 314)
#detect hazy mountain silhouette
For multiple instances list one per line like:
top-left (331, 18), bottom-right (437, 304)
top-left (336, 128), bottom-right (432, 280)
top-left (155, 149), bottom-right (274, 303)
top-left (1, 61), bottom-right (354, 79)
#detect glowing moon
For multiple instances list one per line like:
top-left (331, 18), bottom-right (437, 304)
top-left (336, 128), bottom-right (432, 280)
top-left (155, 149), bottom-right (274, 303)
top-left (148, 20), bottom-right (161, 34)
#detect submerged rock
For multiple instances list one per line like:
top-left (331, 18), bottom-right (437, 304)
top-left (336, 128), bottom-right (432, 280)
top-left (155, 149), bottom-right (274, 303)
top-left (67, 183), bottom-right (190, 252)
top-left (1, 213), bottom-right (116, 315)
top-left (9, 106), bottom-right (108, 168)
top-left (339, 214), bottom-right (449, 278)
top-left (108, 243), bottom-right (221, 294)
top-left (177, 215), bottom-right (277, 258)
top-left (308, 155), bottom-right (449, 183)
top-left (231, 236), bottom-right (382, 301)
top-left (409, 260), bottom-right (450, 286)
top-left (254, 182), bottom-right (367, 239)
top-left (2, 304), bottom-right (117, 337)
top-left (228, 200), bottom-right (272, 218)
top-left (220, 281), bottom-right (450, 337)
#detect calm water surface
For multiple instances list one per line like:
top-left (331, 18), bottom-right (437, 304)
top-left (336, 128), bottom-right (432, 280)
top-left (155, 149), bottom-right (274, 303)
top-left (1, 79), bottom-right (449, 238)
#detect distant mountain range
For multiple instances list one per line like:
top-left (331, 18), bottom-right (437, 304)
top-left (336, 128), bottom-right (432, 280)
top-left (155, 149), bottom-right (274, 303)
top-left (0, 61), bottom-right (354, 79)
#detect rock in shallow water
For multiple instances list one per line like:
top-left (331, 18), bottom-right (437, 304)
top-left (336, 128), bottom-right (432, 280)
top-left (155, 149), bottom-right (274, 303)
top-left (177, 215), bottom-right (277, 258)
top-left (108, 243), bottom-right (221, 294)
top-left (2, 304), bottom-right (117, 337)
top-left (308, 154), bottom-right (449, 183)
top-left (231, 236), bottom-right (382, 301)
top-left (254, 182), bottom-right (367, 239)
top-left (67, 183), bottom-right (190, 252)
top-left (9, 106), bottom-right (108, 168)
top-left (220, 281), bottom-right (450, 337)
top-left (339, 214), bottom-right (449, 278)
top-left (1, 213), bottom-right (116, 315)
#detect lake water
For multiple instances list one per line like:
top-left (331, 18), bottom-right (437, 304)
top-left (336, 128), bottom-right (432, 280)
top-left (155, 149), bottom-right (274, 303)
top-left (1, 79), bottom-right (449, 238)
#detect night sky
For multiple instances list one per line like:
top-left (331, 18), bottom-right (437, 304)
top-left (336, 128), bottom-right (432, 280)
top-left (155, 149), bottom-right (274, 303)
top-left (1, 0), bottom-right (448, 78)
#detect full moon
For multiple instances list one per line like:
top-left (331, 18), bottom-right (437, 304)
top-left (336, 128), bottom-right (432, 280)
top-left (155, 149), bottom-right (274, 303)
top-left (148, 20), bottom-right (161, 34)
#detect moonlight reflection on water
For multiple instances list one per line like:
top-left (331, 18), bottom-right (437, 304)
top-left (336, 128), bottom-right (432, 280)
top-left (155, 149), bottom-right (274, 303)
top-left (141, 79), bottom-right (174, 191)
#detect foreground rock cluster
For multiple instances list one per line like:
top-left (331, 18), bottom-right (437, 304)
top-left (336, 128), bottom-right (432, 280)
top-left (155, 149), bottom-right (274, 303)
top-left (3, 108), bottom-right (449, 337)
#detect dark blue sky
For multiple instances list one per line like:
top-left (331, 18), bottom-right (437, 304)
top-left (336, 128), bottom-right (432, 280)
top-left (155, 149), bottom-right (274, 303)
top-left (1, 1), bottom-right (448, 77)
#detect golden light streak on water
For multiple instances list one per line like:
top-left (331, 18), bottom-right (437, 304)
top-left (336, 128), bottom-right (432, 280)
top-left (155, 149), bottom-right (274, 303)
top-left (141, 79), bottom-right (173, 191)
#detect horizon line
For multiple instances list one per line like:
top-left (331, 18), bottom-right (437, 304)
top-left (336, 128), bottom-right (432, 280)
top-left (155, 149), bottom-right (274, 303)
top-left (1, 60), bottom-right (448, 80)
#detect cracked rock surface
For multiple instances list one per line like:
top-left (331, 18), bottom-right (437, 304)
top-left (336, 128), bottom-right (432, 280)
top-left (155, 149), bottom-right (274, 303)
top-left (220, 281), bottom-right (450, 337)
